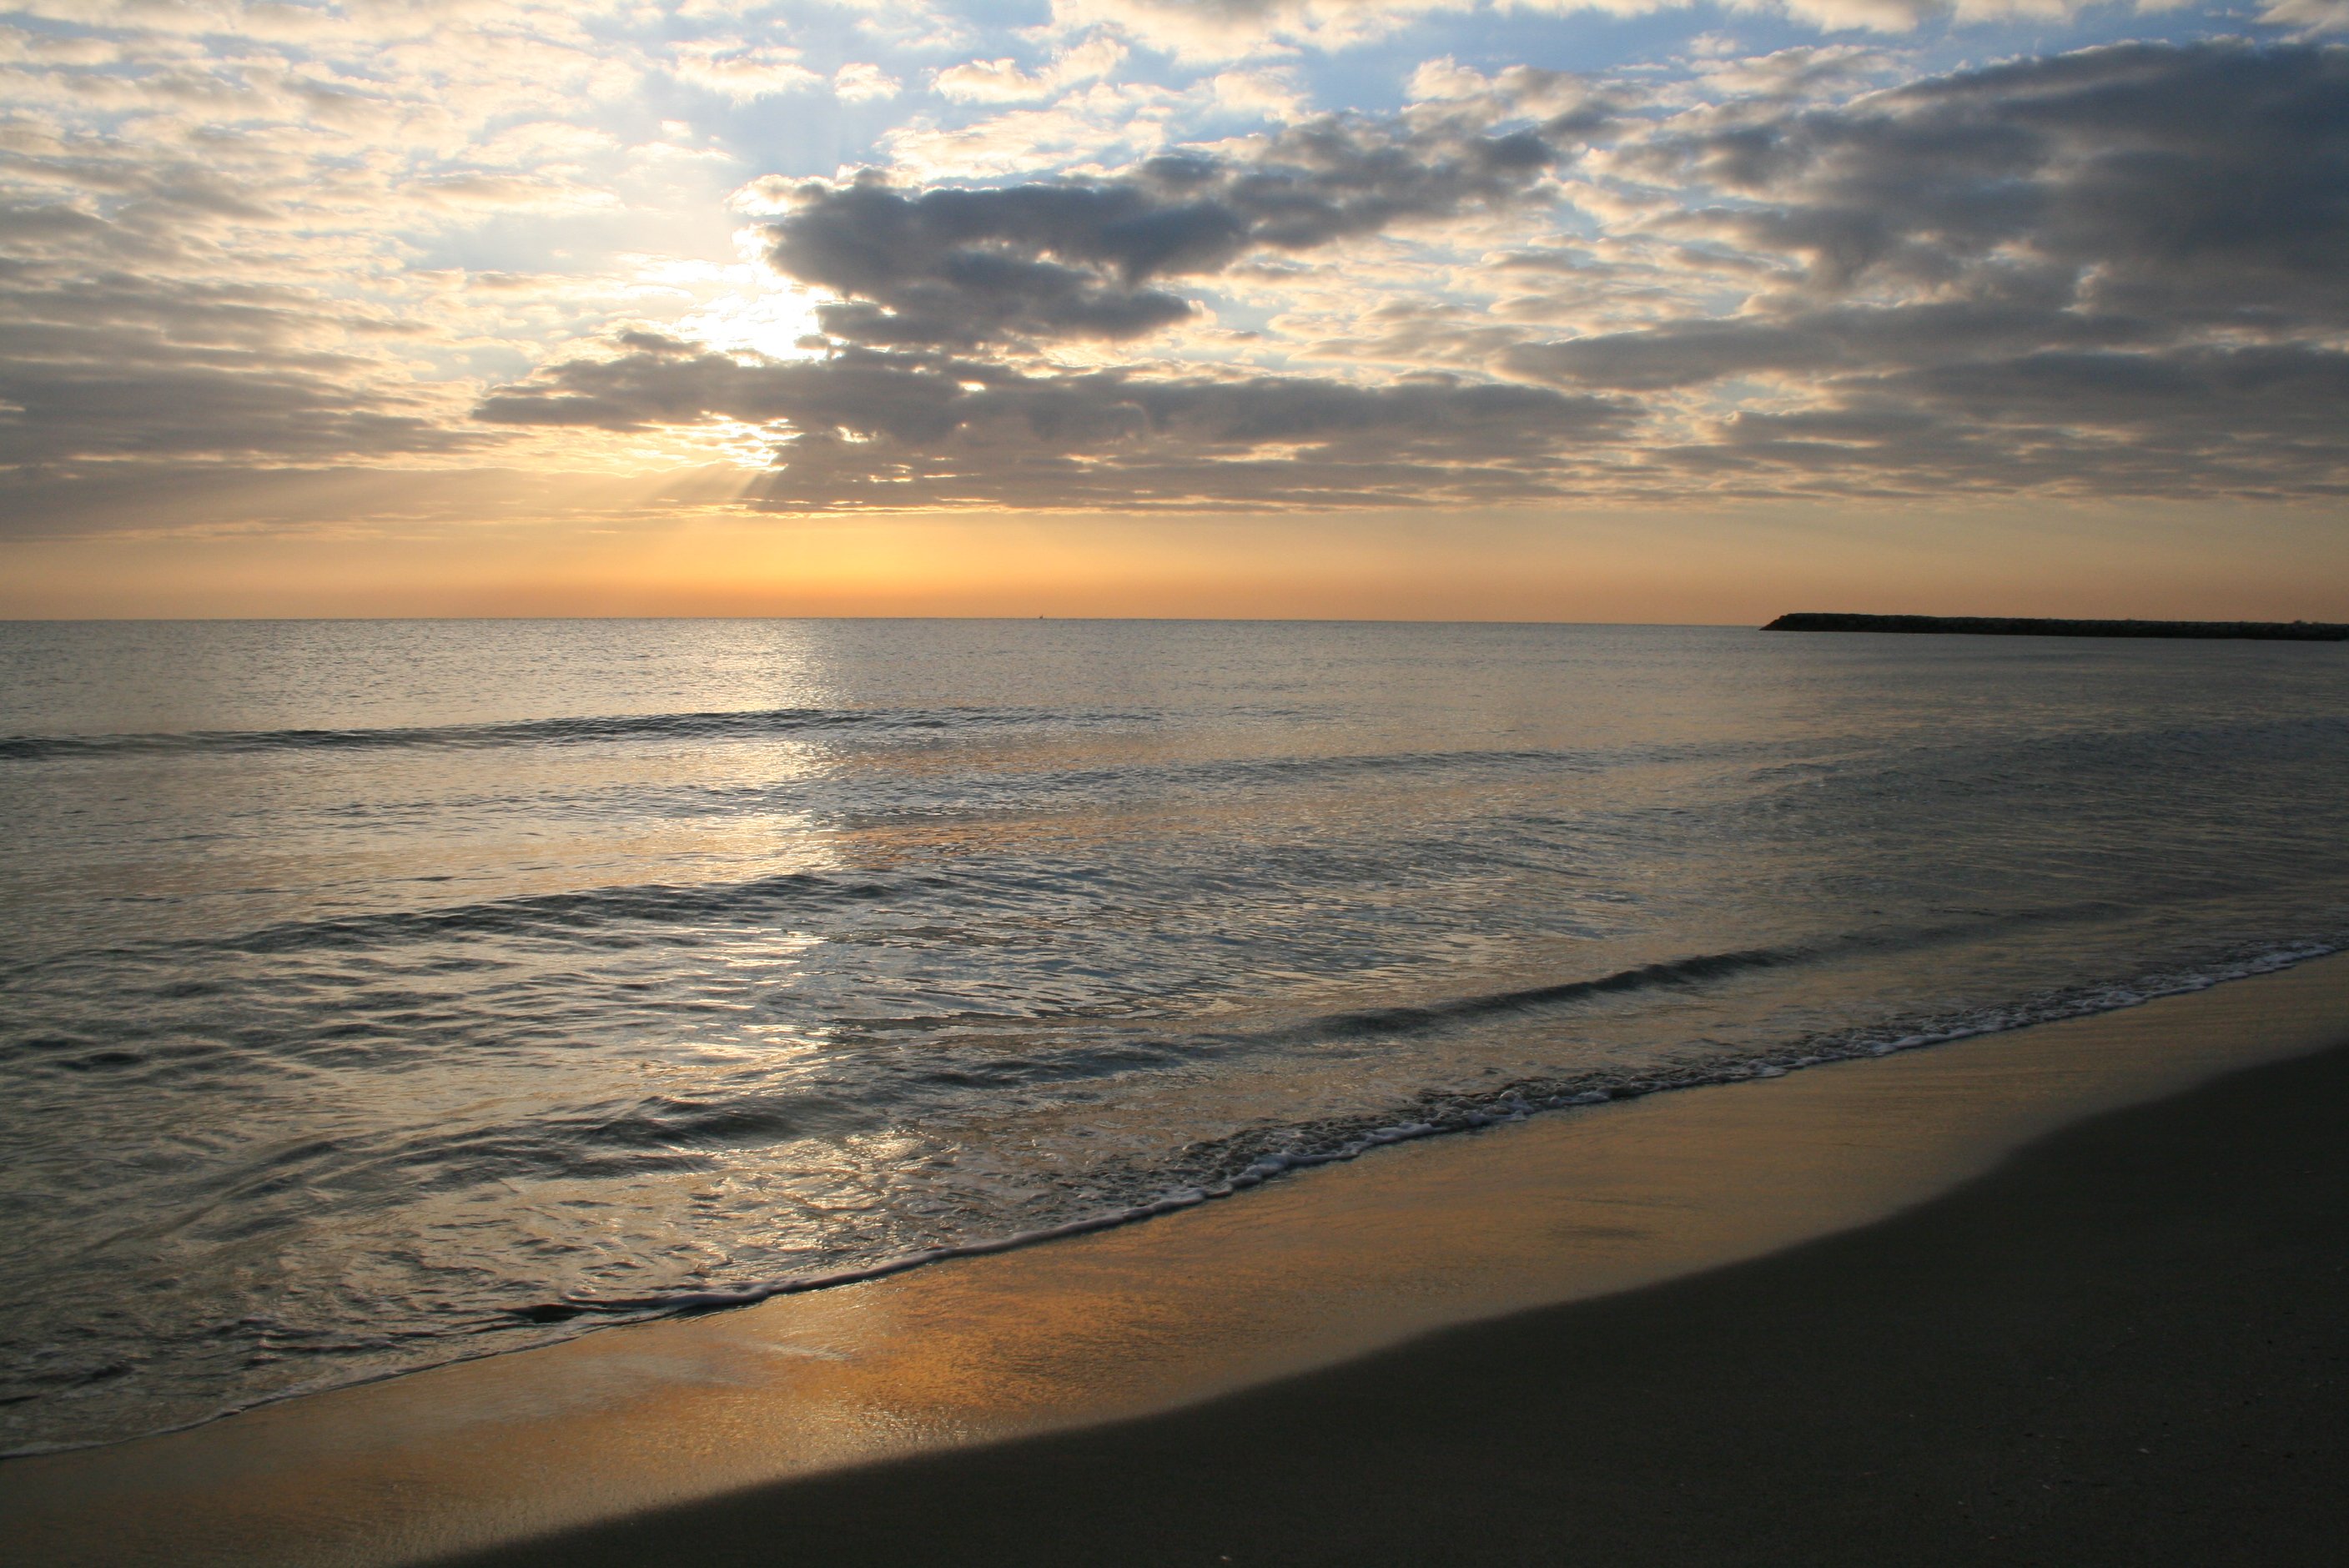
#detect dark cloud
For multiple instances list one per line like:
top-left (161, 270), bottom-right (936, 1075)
top-left (0, 261), bottom-right (479, 470)
top-left (0, 181), bottom-right (477, 480)
top-left (766, 114), bottom-right (1565, 347)
top-left (0, 354), bottom-right (469, 469)
top-left (475, 99), bottom-right (1620, 507)
top-left (474, 42), bottom-right (2349, 509)
top-left (477, 337), bottom-right (1632, 509)
top-left (468, 100), bottom-right (1627, 508)
top-left (0, 461), bottom-right (745, 545)
top-left (1505, 297), bottom-right (2151, 391)
top-left (1624, 40), bottom-right (2349, 319)
top-left (0, 339), bottom-right (475, 474)
top-left (1645, 343), bottom-right (2349, 500)
top-left (1503, 42), bottom-right (2349, 497)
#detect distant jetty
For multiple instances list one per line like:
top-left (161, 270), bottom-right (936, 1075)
top-left (1763, 613), bottom-right (2349, 642)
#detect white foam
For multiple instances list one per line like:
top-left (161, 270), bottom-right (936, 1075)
top-left (536, 939), bottom-right (2343, 1333)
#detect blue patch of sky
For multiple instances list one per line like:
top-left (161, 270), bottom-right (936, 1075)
top-left (649, 84), bottom-right (900, 183)
top-left (661, 3), bottom-right (2296, 191)
top-left (403, 1), bottom-right (2301, 280)
top-left (1280, 11), bottom-right (1780, 112)
top-left (405, 200), bottom-right (721, 278)
top-left (1280, 4), bottom-right (2289, 117)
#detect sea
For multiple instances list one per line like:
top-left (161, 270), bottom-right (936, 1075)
top-left (3, 618), bottom-right (2346, 1455)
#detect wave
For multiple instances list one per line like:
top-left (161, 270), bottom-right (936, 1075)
top-left (7, 930), bottom-right (2337, 1460)
top-left (0, 871), bottom-right (921, 981)
top-left (1285, 902), bottom-right (2135, 1046)
top-left (0, 705), bottom-right (1112, 762)
top-left (1303, 946), bottom-right (1795, 1039)
top-left (215, 869), bottom-right (915, 956)
top-left (515, 936), bottom-right (2341, 1327)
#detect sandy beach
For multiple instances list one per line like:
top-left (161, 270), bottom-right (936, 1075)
top-left (8, 951), bottom-right (2346, 1566)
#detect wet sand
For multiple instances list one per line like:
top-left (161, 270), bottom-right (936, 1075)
top-left (463, 1029), bottom-right (2349, 1568)
top-left (8, 953), bottom-right (2348, 1566)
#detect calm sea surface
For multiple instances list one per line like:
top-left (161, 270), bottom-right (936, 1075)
top-left (3, 619), bottom-right (2346, 1452)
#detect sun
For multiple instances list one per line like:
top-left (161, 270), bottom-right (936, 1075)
top-left (640, 231), bottom-right (830, 364)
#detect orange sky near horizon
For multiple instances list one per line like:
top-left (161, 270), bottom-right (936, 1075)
top-left (5, 497), bottom-right (2341, 625)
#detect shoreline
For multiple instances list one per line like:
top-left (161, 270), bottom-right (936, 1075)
top-left (8, 951), bottom-right (2349, 1565)
top-left (466, 1005), bottom-right (2349, 1566)
top-left (14, 938), bottom-right (2326, 1468)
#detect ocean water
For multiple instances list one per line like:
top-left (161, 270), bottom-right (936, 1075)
top-left (3, 618), bottom-right (2346, 1454)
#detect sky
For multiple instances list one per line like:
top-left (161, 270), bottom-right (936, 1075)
top-left (2, 0), bottom-right (2345, 620)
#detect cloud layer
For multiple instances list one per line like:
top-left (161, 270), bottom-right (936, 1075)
top-left (477, 40), bottom-right (2349, 508)
top-left (1504, 41), bottom-right (2349, 495)
top-left (478, 334), bottom-right (1632, 507)
top-left (3, 4), bottom-right (2344, 535)
top-left (764, 111), bottom-right (1567, 348)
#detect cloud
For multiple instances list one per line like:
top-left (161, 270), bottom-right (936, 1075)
top-left (875, 86), bottom-right (1189, 182)
top-left (474, 39), bottom-right (2349, 508)
top-left (1505, 41), bottom-right (2349, 494)
top-left (1619, 39), bottom-right (2349, 319)
top-left (879, 64), bottom-right (1320, 183)
top-left (1506, 299), bottom-right (2153, 390)
top-left (765, 113), bottom-right (1567, 347)
top-left (0, 1), bottom-right (768, 500)
top-left (1674, 343), bottom-right (2349, 497)
top-left (1041, 0), bottom-right (2128, 59)
top-left (934, 34), bottom-right (1129, 103)
top-left (0, 264), bottom-right (485, 474)
top-left (475, 334), bottom-right (1634, 509)
top-left (11, 6), bottom-right (2346, 530)
top-left (0, 234), bottom-right (490, 471)
top-left (2265, 0), bottom-right (2349, 33)
top-left (1045, 0), bottom-right (1473, 60)
top-left (832, 62), bottom-right (903, 103)
top-left (0, 460), bottom-right (752, 545)
top-left (0, 349), bottom-right (479, 470)
top-left (1205, 68), bottom-right (1310, 121)
top-left (670, 43), bottom-right (825, 101)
